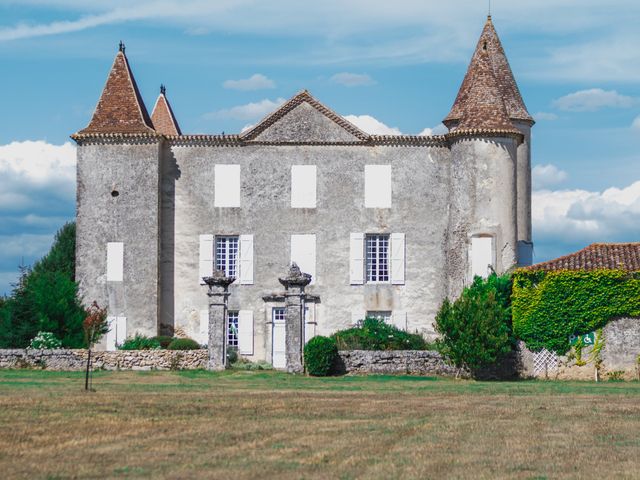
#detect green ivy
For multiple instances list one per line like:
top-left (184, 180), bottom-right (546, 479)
top-left (512, 269), bottom-right (640, 354)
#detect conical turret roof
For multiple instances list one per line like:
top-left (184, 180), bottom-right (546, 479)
top-left (151, 86), bottom-right (181, 136)
top-left (77, 46), bottom-right (155, 135)
top-left (444, 16), bottom-right (533, 131)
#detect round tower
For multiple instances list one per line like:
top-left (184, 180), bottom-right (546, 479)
top-left (443, 16), bottom-right (533, 296)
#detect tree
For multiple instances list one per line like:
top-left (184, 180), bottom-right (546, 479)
top-left (83, 301), bottom-right (108, 391)
top-left (0, 222), bottom-right (86, 348)
top-left (435, 274), bottom-right (513, 374)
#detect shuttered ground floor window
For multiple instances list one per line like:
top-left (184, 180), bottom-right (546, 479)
top-left (366, 234), bottom-right (390, 282)
top-left (227, 311), bottom-right (239, 348)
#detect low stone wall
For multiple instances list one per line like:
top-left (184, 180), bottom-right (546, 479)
top-left (337, 350), bottom-right (465, 377)
top-left (0, 349), bottom-right (208, 371)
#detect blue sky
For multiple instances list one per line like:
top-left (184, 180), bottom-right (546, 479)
top-left (1, 0), bottom-right (640, 294)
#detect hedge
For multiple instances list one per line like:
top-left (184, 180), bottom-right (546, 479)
top-left (512, 269), bottom-right (640, 354)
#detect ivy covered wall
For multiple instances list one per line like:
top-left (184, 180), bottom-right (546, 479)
top-left (512, 269), bottom-right (640, 354)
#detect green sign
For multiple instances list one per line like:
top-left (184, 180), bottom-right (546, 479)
top-left (569, 332), bottom-right (595, 346)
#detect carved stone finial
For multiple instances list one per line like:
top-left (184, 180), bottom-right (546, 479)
top-left (203, 269), bottom-right (235, 288)
top-left (160, 84), bottom-right (166, 95)
top-left (119, 41), bottom-right (125, 53)
top-left (278, 262), bottom-right (312, 288)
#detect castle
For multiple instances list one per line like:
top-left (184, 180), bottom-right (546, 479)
top-left (72, 16), bottom-right (533, 363)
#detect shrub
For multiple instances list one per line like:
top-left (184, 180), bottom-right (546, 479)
top-left (153, 335), bottom-right (174, 349)
top-left (435, 274), bottom-right (513, 373)
top-left (227, 346), bottom-right (239, 364)
top-left (512, 269), bottom-right (640, 354)
top-left (119, 334), bottom-right (161, 350)
top-left (29, 331), bottom-right (62, 349)
top-left (332, 317), bottom-right (427, 351)
top-left (167, 338), bottom-right (201, 350)
top-left (304, 336), bottom-right (338, 376)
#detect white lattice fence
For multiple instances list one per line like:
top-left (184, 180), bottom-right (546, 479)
top-left (533, 348), bottom-right (558, 376)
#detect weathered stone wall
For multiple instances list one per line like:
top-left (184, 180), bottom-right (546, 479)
top-left (518, 318), bottom-right (640, 380)
top-left (0, 349), bottom-right (208, 371)
top-left (337, 350), bottom-right (465, 377)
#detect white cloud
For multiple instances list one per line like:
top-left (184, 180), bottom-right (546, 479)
top-left (632, 116), bottom-right (640, 130)
top-left (223, 74), bottom-right (275, 91)
top-left (532, 164), bottom-right (567, 189)
top-left (0, 141), bottom-right (76, 186)
top-left (552, 89), bottom-right (636, 112)
top-left (205, 98), bottom-right (286, 121)
top-left (418, 123), bottom-right (448, 136)
top-left (343, 115), bottom-right (401, 135)
top-left (330, 73), bottom-right (375, 87)
top-left (532, 181), bottom-right (640, 262)
top-left (0, 140), bottom-right (76, 294)
top-left (533, 112), bottom-right (558, 121)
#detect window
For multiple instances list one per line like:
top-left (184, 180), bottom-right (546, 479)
top-left (366, 234), bottom-right (390, 282)
top-left (106, 242), bottom-right (124, 282)
top-left (291, 165), bottom-right (316, 208)
top-left (273, 307), bottom-right (286, 322)
top-left (364, 165), bottom-right (392, 208)
top-left (216, 236), bottom-right (239, 278)
top-left (227, 311), bottom-right (239, 348)
top-left (367, 311), bottom-right (392, 323)
top-left (214, 164), bottom-right (241, 207)
top-left (471, 236), bottom-right (494, 280)
top-left (291, 234), bottom-right (316, 284)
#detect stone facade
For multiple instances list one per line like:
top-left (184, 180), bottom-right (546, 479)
top-left (0, 349), bottom-right (208, 371)
top-left (71, 17), bottom-right (534, 366)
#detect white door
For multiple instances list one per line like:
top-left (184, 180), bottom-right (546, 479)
top-left (272, 308), bottom-right (286, 369)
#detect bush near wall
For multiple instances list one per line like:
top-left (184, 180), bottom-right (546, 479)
top-left (434, 274), bottom-right (513, 373)
top-left (331, 317), bottom-right (428, 351)
top-left (512, 269), bottom-right (640, 354)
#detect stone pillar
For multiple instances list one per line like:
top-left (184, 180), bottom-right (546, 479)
top-left (203, 270), bottom-right (235, 371)
top-left (279, 263), bottom-right (312, 373)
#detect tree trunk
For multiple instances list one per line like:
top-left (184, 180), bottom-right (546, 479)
top-left (85, 348), bottom-right (91, 391)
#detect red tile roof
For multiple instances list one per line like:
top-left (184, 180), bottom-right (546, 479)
top-left (77, 50), bottom-right (155, 135)
top-left (444, 16), bottom-right (533, 131)
top-left (151, 90), bottom-right (181, 136)
top-left (527, 243), bottom-right (640, 272)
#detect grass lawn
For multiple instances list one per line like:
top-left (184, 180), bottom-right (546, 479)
top-left (1, 371), bottom-right (640, 479)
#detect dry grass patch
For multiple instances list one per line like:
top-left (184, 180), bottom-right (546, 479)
top-left (1, 371), bottom-right (639, 479)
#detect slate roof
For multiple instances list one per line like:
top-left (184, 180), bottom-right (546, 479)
top-left (151, 88), bottom-right (181, 136)
top-left (76, 49), bottom-right (155, 135)
top-left (527, 243), bottom-right (640, 272)
top-left (444, 16), bottom-right (533, 131)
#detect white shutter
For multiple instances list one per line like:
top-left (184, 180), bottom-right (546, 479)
top-left (238, 310), bottom-right (254, 355)
top-left (239, 234), bottom-right (254, 285)
top-left (214, 164), bottom-right (241, 207)
top-left (471, 236), bottom-right (494, 279)
top-left (199, 310), bottom-right (209, 345)
top-left (291, 165), bottom-right (317, 208)
top-left (291, 234), bottom-right (316, 284)
top-left (106, 242), bottom-right (124, 282)
top-left (106, 316), bottom-right (117, 351)
top-left (392, 311), bottom-right (407, 331)
top-left (116, 317), bottom-right (127, 345)
top-left (349, 233), bottom-right (364, 285)
top-left (365, 165), bottom-right (392, 208)
top-left (391, 232), bottom-right (406, 285)
top-left (351, 310), bottom-right (366, 325)
top-left (199, 234), bottom-right (214, 285)
top-left (304, 305), bottom-right (316, 344)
